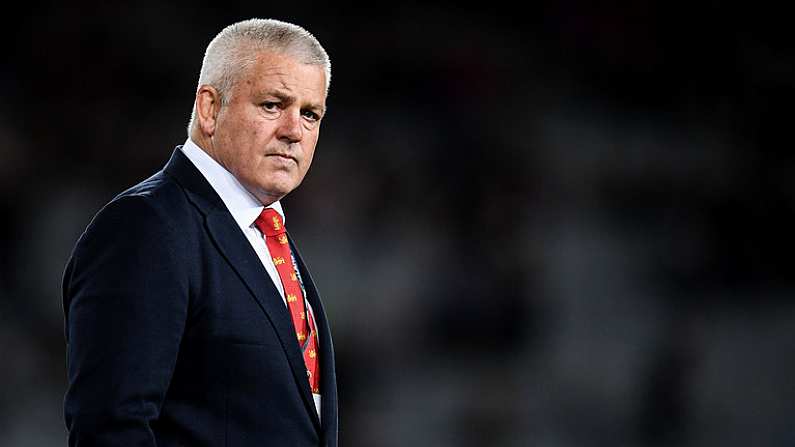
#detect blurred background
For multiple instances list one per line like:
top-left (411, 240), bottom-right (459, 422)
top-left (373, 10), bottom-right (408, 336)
top-left (3, 2), bottom-right (795, 446)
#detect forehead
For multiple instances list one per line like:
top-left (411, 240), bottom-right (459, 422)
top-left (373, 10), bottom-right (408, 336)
top-left (239, 50), bottom-right (327, 104)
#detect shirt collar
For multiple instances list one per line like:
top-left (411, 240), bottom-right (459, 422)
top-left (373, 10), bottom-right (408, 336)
top-left (180, 138), bottom-right (285, 229)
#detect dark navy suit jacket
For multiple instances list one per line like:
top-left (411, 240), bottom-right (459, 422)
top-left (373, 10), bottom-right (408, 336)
top-left (62, 148), bottom-right (338, 446)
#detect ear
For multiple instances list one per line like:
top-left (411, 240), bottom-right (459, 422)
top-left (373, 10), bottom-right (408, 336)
top-left (195, 85), bottom-right (222, 136)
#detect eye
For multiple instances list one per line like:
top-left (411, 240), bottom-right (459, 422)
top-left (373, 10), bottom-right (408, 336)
top-left (301, 110), bottom-right (320, 122)
top-left (261, 101), bottom-right (281, 112)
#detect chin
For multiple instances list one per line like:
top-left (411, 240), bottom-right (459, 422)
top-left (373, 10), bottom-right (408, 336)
top-left (263, 177), bottom-right (299, 196)
top-left (255, 184), bottom-right (293, 202)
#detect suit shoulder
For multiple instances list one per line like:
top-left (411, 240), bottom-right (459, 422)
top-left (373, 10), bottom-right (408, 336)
top-left (78, 171), bottom-right (191, 245)
top-left (114, 170), bottom-right (188, 213)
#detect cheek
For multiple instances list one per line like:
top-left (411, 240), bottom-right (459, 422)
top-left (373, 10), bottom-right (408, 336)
top-left (304, 147), bottom-right (316, 165)
top-left (304, 137), bottom-right (319, 164)
top-left (249, 124), bottom-right (260, 139)
top-left (297, 151), bottom-right (316, 178)
top-left (239, 121), bottom-right (267, 156)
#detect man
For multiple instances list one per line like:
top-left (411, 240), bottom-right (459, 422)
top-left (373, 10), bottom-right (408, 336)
top-left (62, 19), bottom-right (337, 446)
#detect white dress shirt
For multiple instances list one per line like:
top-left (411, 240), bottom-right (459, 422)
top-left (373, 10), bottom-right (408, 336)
top-left (181, 138), bottom-right (321, 416)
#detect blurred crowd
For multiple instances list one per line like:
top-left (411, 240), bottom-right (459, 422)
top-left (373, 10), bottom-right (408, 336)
top-left (2, 2), bottom-right (794, 446)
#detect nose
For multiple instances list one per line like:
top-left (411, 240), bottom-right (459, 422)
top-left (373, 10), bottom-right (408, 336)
top-left (276, 109), bottom-right (303, 143)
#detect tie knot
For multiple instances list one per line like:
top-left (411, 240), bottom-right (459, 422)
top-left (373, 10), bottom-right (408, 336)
top-left (255, 208), bottom-right (286, 237)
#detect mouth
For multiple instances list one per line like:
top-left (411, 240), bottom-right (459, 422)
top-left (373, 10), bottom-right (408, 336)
top-left (266, 153), bottom-right (297, 164)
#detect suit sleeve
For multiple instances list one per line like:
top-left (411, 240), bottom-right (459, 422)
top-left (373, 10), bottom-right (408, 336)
top-left (63, 195), bottom-right (189, 446)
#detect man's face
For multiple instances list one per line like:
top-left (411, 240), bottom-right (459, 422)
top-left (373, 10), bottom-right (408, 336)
top-left (210, 50), bottom-right (327, 204)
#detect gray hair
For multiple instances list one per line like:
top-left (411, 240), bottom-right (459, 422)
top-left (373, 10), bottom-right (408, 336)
top-left (188, 18), bottom-right (331, 135)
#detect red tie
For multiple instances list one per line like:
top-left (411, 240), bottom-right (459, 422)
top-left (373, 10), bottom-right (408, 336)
top-left (254, 208), bottom-right (320, 394)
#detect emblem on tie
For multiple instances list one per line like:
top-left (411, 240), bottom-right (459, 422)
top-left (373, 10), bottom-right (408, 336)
top-left (254, 207), bottom-right (319, 394)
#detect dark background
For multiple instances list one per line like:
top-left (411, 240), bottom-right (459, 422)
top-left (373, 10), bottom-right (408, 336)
top-left (3, 2), bottom-right (795, 446)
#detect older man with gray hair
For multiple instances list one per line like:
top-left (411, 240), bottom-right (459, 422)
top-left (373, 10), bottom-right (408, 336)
top-left (62, 18), bottom-right (338, 446)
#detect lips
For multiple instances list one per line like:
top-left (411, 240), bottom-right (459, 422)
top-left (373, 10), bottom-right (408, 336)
top-left (267, 153), bottom-right (296, 163)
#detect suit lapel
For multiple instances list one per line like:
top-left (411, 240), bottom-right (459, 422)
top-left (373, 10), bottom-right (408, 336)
top-left (163, 147), bottom-right (322, 431)
top-left (290, 238), bottom-right (338, 443)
